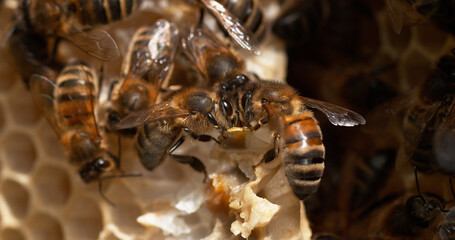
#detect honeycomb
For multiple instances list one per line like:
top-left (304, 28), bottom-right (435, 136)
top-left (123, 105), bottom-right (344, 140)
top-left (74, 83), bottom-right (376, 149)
top-left (0, 0), bottom-right (304, 239)
top-left (1, 0), bottom-right (454, 239)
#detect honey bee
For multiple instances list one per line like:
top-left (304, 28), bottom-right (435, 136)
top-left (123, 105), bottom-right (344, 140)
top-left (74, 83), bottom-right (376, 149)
top-left (115, 88), bottom-right (222, 178)
top-left (107, 19), bottom-right (179, 132)
top-left (181, 26), bottom-right (245, 88)
top-left (113, 24), bottom-right (249, 176)
top-left (29, 61), bottom-right (118, 183)
top-left (219, 75), bottom-right (365, 200)
top-left (368, 51), bottom-right (455, 178)
top-left (368, 193), bottom-right (445, 239)
top-left (398, 52), bottom-right (455, 175)
top-left (197, 0), bottom-right (261, 54)
top-left (7, 0), bottom-right (143, 61)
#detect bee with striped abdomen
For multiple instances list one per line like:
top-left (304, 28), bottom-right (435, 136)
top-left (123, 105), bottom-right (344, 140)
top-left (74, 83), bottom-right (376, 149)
top-left (396, 51), bottom-right (455, 175)
top-left (367, 50), bottom-right (455, 178)
top-left (107, 19), bottom-right (179, 133)
top-left (115, 88), bottom-right (222, 179)
top-left (29, 61), bottom-right (118, 183)
top-left (218, 75), bottom-right (365, 200)
top-left (366, 193), bottom-right (446, 239)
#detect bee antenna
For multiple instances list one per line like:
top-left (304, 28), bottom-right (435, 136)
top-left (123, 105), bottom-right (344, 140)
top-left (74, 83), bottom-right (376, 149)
top-left (414, 166), bottom-right (426, 204)
top-left (98, 173), bottom-right (143, 207)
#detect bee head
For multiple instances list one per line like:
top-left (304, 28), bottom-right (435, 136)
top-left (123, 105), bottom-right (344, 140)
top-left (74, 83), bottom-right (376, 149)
top-left (206, 53), bottom-right (242, 84)
top-left (218, 75), bottom-right (251, 126)
top-left (79, 153), bottom-right (116, 183)
top-left (405, 193), bottom-right (444, 229)
top-left (26, 0), bottom-right (64, 35)
top-left (256, 82), bottom-right (296, 116)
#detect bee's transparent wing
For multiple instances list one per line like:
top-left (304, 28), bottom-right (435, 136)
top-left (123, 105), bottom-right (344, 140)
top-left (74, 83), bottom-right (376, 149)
top-left (29, 74), bottom-right (63, 136)
top-left (67, 30), bottom-right (120, 61)
top-left (115, 102), bottom-right (192, 129)
top-left (199, 0), bottom-right (260, 55)
top-left (121, 20), bottom-right (179, 97)
top-left (299, 96), bottom-right (366, 126)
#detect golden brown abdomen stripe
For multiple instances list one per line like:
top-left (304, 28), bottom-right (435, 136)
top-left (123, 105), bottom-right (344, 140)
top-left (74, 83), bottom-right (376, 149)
top-left (122, 31), bottom-right (154, 77)
top-left (79, 0), bottom-right (140, 26)
top-left (282, 115), bottom-right (325, 200)
top-left (56, 64), bottom-right (96, 127)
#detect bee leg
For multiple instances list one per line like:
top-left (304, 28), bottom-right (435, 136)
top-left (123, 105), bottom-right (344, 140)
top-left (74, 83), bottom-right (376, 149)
top-left (254, 134), bottom-right (280, 168)
top-left (170, 154), bottom-right (208, 182)
top-left (183, 127), bottom-right (220, 144)
top-left (206, 113), bottom-right (220, 129)
top-left (168, 136), bottom-right (208, 182)
top-left (252, 117), bottom-right (269, 131)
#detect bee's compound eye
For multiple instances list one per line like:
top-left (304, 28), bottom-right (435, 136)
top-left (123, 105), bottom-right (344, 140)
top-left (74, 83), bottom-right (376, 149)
top-left (220, 99), bottom-right (233, 116)
top-left (187, 92), bottom-right (213, 113)
top-left (79, 163), bottom-right (102, 183)
top-left (95, 158), bottom-right (112, 169)
top-left (108, 110), bottom-right (121, 124)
